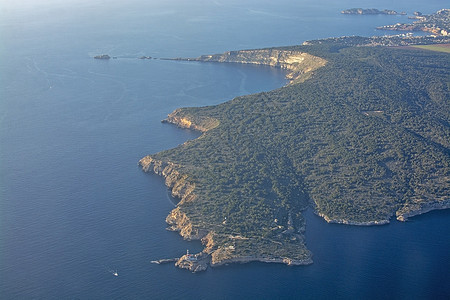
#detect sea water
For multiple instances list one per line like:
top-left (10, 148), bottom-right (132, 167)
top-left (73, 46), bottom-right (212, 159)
top-left (1, 0), bottom-right (449, 299)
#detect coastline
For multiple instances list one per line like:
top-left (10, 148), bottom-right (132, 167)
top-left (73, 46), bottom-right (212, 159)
top-left (141, 56), bottom-right (449, 271)
top-left (140, 23), bottom-right (449, 271)
top-left (139, 152), bottom-right (313, 272)
top-left (152, 59), bottom-right (450, 229)
top-left (210, 255), bottom-right (313, 267)
top-left (396, 199), bottom-right (450, 221)
top-left (316, 211), bottom-right (390, 226)
top-left (142, 112), bottom-right (449, 273)
top-left (173, 48), bottom-right (327, 85)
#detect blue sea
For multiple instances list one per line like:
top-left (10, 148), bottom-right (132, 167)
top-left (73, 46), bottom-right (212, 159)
top-left (1, 0), bottom-right (449, 299)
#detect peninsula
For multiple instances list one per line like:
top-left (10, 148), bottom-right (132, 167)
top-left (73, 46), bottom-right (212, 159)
top-left (141, 10), bottom-right (450, 272)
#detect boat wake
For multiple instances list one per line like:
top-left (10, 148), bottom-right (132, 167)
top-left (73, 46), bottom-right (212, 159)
top-left (104, 265), bottom-right (119, 277)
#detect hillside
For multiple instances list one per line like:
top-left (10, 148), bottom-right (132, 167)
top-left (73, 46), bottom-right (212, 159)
top-left (140, 43), bottom-right (449, 271)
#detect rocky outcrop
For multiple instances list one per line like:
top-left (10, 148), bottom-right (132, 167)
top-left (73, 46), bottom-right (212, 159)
top-left (94, 54), bottom-right (111, 59)
top-left (154, 230), bottom-right (312, 272)
top-left (166, 207), bottom-right (208, 240)
top-left (139, 156), bottom-right (206, 241)
top-left (175, 252), bottom-right (210, 273)
top-left (396, 199), bottom-right (450, 221)
top-left (183, 49), bottom-right (327, 84)
top-left (139, 156), bottom-right (196, 205)
top-left (161, 108), bottom-right (219, 132)
top-left (155, 249), bottom-right (312, 273)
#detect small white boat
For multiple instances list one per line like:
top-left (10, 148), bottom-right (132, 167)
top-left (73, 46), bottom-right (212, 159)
top-left (113, 271), bottom-right (118, 277)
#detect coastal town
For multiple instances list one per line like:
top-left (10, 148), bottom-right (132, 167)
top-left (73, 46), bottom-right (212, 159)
top-left (377, 8), bottom-right (450, 36)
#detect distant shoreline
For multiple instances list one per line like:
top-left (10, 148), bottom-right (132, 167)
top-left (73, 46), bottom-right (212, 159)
top-left (341, 8), bottom-right (406, 15)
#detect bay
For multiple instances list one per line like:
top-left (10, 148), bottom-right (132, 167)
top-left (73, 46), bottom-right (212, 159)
top-left (0, 0), bottom-right (449, 298)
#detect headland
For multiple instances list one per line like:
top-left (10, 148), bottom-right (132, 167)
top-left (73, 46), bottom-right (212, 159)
top-left (141, 9), bottom-right (450, 272)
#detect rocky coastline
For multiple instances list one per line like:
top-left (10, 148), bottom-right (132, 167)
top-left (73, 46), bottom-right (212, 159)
top-left (138, 156), bottom-right (204, 241)
top-left (313, 199), bottom-right (450, 225)
top-left (396, 199), bottom-right (450, 221)
top-left (140, 152), bottom-right (313, 273)
top-left (210, 255), bottom-right (313, 267)
top-left (140, 117), bottom-right (314, 272)
top-left (316, 211), bottom-right (390, 226)
top-left (140, 22), bottom-right (449, 272)
top-left (174, 49), bottom-right (327, 84)
top-left (161, 108), bottom-right (219, 132)
top-left (311, 196), bottom-right (450, 225)
top-left (156, 85), bottom-right (450, 229)
top-left (152, 250), bottom-right (313, 273)
top-left (139, 157), bottom-right (196, 205)
top-left (141, 68), bottom-right (448, 272)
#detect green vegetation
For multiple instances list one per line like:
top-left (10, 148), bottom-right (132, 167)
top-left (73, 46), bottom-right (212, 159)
top-left (145, 43), bottom-right (449, 260)
top-left (412, 44), bottom-right (450, 53)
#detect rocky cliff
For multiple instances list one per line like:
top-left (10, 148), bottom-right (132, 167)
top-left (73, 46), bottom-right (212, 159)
top-left (396, 199), bottom-right (450, 221)
top-left (185, 49), bottom-right (327, 84)
top-left (139, 154), bottom-right (313, 272)
top-left (139, 156), bottom-right (205, 241)
top-left (161, 108), bottom-right (219, 132)
top-left (139, 156), bottom-right (197, 205)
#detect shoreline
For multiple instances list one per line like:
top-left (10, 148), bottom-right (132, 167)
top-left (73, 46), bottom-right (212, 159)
top-left (141, 114), bottom-right (449, 273)
top-left (139, 154), bottom-right (313, 272)
top-left (156, 96), bottom-right (450, 228)
top-left (396, 200), bottom-right (450, 221)
top-left (140, 23), bottom-right (449, 272)
top-left (171, 48), bottom-right (327, 85)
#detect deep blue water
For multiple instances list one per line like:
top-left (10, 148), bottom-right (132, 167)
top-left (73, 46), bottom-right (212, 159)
top-left (1, 0), bottom-right (449, 299)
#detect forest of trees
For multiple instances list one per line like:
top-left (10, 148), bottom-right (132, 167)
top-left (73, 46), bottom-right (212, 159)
top-left (148, 43), bottom-right (449, 258)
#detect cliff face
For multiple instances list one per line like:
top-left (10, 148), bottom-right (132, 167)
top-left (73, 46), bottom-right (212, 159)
top-left (139, 154), bottom-right (313, 272)
top-left (139, 156), bottom-right (196, 205)
top-left (190, 49), bottom-right (327, 84)
top-left (166, 207), bottom-right (208, 240)
top-left (162, 108), bottom-right (220, 132)
top-left (139, 156), bottom-right (205, 240)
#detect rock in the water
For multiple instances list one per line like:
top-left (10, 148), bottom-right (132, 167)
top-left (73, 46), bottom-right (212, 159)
top-left (94, 54), bottom-right (111, 59)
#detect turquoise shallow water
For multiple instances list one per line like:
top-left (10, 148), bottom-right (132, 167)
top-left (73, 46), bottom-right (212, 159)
top-left (1, 0), bottom-right (449, 298)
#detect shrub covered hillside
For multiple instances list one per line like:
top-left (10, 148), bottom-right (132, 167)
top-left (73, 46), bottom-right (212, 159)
top-left (141, 43), bottom-right (449, 266)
